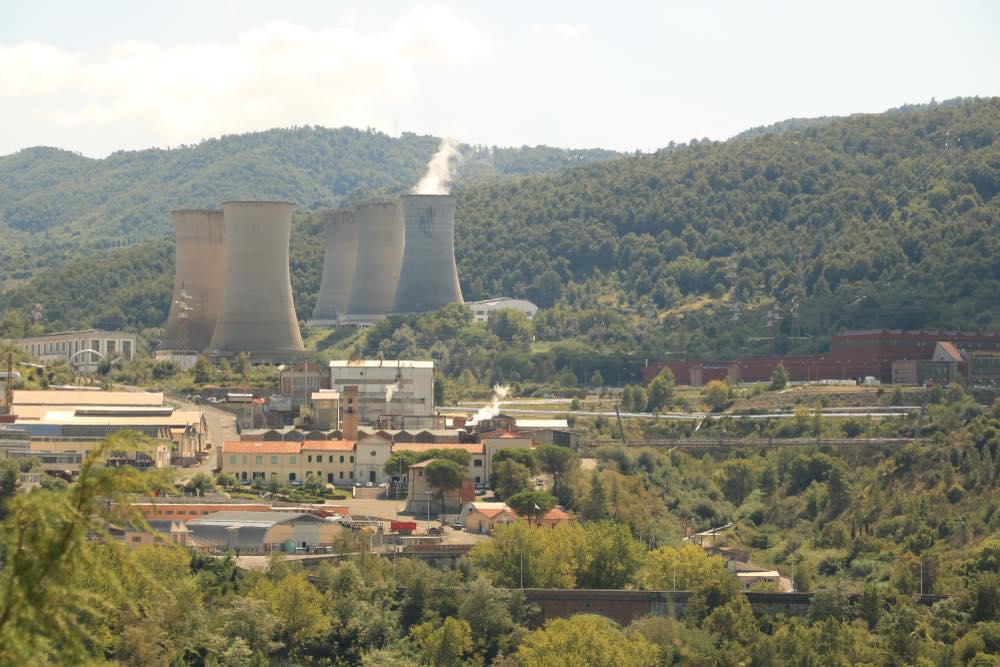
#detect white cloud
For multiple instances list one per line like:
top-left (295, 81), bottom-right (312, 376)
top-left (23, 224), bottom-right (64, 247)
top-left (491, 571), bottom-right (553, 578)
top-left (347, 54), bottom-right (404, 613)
top-left (553, 23), bottom-right (587, 40)
top-left (0, 6), bottom-right (486, 146)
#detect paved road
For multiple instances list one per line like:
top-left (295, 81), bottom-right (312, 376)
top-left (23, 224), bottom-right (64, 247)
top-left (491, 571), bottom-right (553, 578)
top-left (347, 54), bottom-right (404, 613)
top-left (164, 394), bottom-right (239, 476)
top-left (437, 405), bottom-right (916, 421)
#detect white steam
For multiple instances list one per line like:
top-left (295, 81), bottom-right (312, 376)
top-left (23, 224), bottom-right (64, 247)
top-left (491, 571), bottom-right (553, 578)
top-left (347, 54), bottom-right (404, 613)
top-left (412, 137), bottom-right (459, 195)
top-left (385, 382), bottom-right (400, 404)
top-left (468, 384), bottom-right (510, 425)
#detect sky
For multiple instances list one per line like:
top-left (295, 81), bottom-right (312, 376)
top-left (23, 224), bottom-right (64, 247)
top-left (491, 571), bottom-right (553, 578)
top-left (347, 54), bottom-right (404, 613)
top-left (1, 0), bottom-right (997, 157)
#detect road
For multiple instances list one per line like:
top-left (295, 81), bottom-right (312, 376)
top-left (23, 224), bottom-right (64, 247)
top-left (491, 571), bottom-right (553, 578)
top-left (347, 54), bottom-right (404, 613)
top-left (437, 405), bottom-right (917, 421)
top-left (164, 394), bottom-right (239, 476)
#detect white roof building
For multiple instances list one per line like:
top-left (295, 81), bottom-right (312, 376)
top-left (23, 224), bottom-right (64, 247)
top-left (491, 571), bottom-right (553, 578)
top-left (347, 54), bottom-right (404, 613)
top-left (466, 297), bottom-right (539, 322)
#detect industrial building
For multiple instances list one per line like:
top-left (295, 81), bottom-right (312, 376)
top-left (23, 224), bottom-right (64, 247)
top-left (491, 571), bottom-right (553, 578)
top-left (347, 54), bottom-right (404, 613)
top-left (642, 329), bottom-right (1000, 386)
top-left (159, 209), bottom-right (227, 353)
top-left (393, 194), bottom-right (464, 313)
top-left (11, 329), bottom-right (136, 373)
top-left (347, 199), bottom-right (405, 317)
top-left (327, 359), bottom-right (435, 426)
top-left (309, 208), bottom-right (358, 326)
top-left (185, 511), bottom-right (345, 554)
top-left (467, 297), bottom-right (539, 322)
top-left (209, 201), bottom-right (305, 361)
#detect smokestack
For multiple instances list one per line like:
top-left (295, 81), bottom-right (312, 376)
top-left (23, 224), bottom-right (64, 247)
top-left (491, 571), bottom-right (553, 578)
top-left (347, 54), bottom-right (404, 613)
top-left (209, 201), bottom-right (304, 358)
top-left (347, 200), bottom-right (405, 316)
top-left (310, 208), bottom-right (358, 324)
top-left (394, 194), bottom-right (463, 313)
top-left (160, 209), bottom-right (226, 352)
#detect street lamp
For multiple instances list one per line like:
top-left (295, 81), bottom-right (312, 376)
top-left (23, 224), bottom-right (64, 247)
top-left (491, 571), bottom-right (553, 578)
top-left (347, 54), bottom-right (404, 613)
top-left (424, 490), bottom-right (433, 528)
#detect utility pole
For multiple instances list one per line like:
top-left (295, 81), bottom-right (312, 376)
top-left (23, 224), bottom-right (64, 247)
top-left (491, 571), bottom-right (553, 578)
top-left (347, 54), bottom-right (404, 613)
top-left (2, 353), bottom-right (12, 415)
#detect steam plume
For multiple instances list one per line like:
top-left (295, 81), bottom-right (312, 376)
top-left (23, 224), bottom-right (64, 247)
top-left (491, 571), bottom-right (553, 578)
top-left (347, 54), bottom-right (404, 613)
top-left (385, 382), bottom-right (400, 404)
top-left (413, 137), bottom-right (459, 195)
top-left (468, 384), bottom-right (510, 425)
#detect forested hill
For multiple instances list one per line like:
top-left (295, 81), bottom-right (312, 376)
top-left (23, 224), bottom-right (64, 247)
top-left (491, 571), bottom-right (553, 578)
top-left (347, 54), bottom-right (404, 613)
top-left (0, 127), bottom-right (620, 280)
top-left (2, 98), bottom-right (999, 354)
top-left (452, 97), bottom-right (1000, 343)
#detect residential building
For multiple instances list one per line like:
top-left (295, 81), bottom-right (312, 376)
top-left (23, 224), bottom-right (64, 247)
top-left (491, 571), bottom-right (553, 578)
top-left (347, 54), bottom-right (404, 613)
top-left (391, 442), bottom-right (488, 484)
top-left (461, 502), bottom-right (518, 534)
top-left (536, 506), bottom-right (575, 529)
top-left (327, 360), bottom-right (434, 424)
top-left (466, 297), bottom-right (539, 322)
top-left (222, 441), bottom-right (302, 483)
top-left (301, 440), bottom-right (355, 485)
top-left (10, 329), bottom-right (136, 373)
top-left (111, 520), bottom-right (190, 549)
top-left (480, 430), bottom-right (533, 481)
top-left (185, 511), bottom-right (346, 553)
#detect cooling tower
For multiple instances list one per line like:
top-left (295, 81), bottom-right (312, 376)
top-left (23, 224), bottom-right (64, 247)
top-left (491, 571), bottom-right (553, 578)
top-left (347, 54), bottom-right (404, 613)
top-left (347, 200), bottom-right (405, 316)
top-left (209, 201), bottom-right (305, 358)
top-left (394, 194), bottom-right (464, 313)
top-left (309, 208), bottom-right (358, 325)
top-left (159, 209), bottom-right (226, 352)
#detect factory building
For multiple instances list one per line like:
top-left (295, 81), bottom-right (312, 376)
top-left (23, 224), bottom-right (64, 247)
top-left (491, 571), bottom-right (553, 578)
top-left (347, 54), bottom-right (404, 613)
top-left (159, 209), bottom-right (226, 353)
top-left (393, 194), bottom-right (464, 313)
top-left (309, 208), bottom-right (358, 326)
top-left (466, 297), bottom-right (539, 322)
top-left (11, 329), bottom-right (136, 373)
top-left (209, 201), bottom-right (305, 361)
top-left (642, 329), bottom-right (1000, 386)
top-left (327, 360), bottom-right (434, 426)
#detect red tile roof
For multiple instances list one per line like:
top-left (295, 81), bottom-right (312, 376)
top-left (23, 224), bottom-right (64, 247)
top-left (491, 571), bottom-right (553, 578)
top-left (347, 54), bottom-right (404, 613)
top-left (301, 440), bottom-right (355, 451)
top-left (393, 443), bottom-right (484, 454)
top-left (479, 428), bottom-right (524, 439)
top-left (936, 341), bottom-right (964, 362)
top-left (223, 441), bottom-right (300, 455)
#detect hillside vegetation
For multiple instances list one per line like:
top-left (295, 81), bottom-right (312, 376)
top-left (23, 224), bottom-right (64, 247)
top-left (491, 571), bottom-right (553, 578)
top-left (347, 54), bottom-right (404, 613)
top-left (2, 99), bottom-right (998, 366)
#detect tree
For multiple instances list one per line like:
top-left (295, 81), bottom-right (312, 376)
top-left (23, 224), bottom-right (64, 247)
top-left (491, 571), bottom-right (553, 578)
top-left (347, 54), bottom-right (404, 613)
top-left (702, 380), bottom-right (730, 412)
top-left (770, 362), bottom-right (789, 390)
top-left (590, 370), bottom-right (604, 387)
top-left (583, 470), bottom-right (609, 521)
top-left (513, 615), bottom-right (659, 667)
top-left (492, 459), bottom-right (532, 499)
top-left (384, 451), bottom-right (419, 478)
top-left (636, 543), bottom-right (732, 592)
top-left (507, 490), bottom-right (556, 523)
top-left (184, 472), bottom-right (215, 496)
top-left (489, 309), bottom-right (533, 346)
top-left (718, 459), bottom-right (757, 506)
top-left (425, 459), bottom-right (466, 515)
top-left (535, 445), bottom-right (578, 498)
top-left (631, 386), bottom-right (647, 413)
top-left (457, 578), bottom-right (518, 663)
top-left (493, 448), bottom-right (538, 474)
top-left (249, 572), bottom-right (330, 657)
top-left (193, 357), bottom-right (212, 384)
top-left (578, 521), bottom-right (645, 589)
top-left (646, 368), bottom-right (675, 411)
top-left (412, 617), bottom-right (474, 667)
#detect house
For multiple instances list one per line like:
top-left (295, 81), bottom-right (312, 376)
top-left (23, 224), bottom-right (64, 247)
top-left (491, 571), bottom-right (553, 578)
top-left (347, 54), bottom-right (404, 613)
top-left (185, 511), bottom-right (345, 554)
top-left (301, 440), bottom-right (355, 485)
top-left (479, 430), bottom-right (533, 482)
top-left (221, 441), bottom-right (302, 484)
top-left (391, 442), bottom-right (487, 485)
top-left (686, 523), bottom-right (733, 549)
top-left (110, 519), bottom-right (190, 549)
top-left (460, 502), bottom-right (518, 534)
top-left (535, 506), bottom-right (575, 529)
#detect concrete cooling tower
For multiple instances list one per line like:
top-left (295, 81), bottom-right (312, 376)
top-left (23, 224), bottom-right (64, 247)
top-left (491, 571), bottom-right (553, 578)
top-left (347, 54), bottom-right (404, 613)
top-left (160, 209), bottom-right (226, 352)
top-left (347, 200), bottom-right (405, 316)
top-left (309, 208), bottom-right (358, 325)
top-left (394, 194), bottom-right (463, 313)
top-left (209, 201), bottom-right (305, 359)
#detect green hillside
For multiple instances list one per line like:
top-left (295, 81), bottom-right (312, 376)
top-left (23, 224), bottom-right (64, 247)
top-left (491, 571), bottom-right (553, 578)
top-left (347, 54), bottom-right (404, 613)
top-left (0, 127), bottom-right (620, 280)
top-left (2, 99), bottom-right (998, 362)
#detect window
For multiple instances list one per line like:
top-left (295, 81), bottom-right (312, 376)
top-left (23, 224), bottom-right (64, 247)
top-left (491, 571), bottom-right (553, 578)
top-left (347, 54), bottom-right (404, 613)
top-left (350, 456), bottom-right (354, 463)
top-left (255, 455), bottom-right (262, 464)
top-left (289, 473), bottom-right (296, 481)
top-left (271, 455), bottom-right (278, 464)
top-left (349, 471), bottom-right (354, 478)
top-left (474, 459), bottom-right (482, 467)
top-left (271, 472), bottom-right (276, 479)
top-left (107, 340), bottom-right (116, 357)
top-left (132, 536), bottom-right (141, 543)
top-left (289, 455), bottom-right (297, 464)
top-left (242, 455), bottom-right (248, 465)
top-left (229, 455), bottom-right (236, 464)
top-left (123, 341), bottom-right (132, 360)
top-left (307, 455), bottom-right (312, 463)
top-left (339, 455), bottom-right (344, 463)
top-left (328, 473), bottom-right (334, 483)
top-left (328, 455), bottom-right (334, 463)
top-left (370, 450), bottom-right (377, 457)
top-left (339, 471), bottom-right (344, 479)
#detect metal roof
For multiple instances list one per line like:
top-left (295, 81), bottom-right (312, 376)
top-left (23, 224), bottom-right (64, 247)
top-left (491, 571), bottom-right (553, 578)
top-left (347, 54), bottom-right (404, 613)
top-left (187, 511), bottom-right (337, 528)
top-left (13, 390), bottom-right (164, 407)
top-left (329, 360), bottom-right (434, 369)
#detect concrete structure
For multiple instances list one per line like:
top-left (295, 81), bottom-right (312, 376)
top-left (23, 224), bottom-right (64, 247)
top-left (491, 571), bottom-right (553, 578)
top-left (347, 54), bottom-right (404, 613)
top-left (891, 359), bottom-right (957, 386)
top-left (467, 297), bottom-right (539, 322)
top-left (309, 391), bottom-right (340, 430)
top-left (480, 431), bottom-right (533, 480)
top-left (11, 329), bottom-right (136, 373)
top-left (310, 208), bottom-right (358, 325)
top-left (210, 201), bottom-right (304, 360)
top-left (347, 199), bottom-right (405, 316)
top-left (328, 360), bottom-right (434, 424)
top-left (160, 209), bottom-right (227, 353)
top-left (279, 363), bottom-right (327, 410)
top-left (970, 351), bottom-right (1000, 386)
top-left (185, 511), bottom-right (345, 553)
top-left (405, 459), bottom-right (475, 515)
top-left (394, 194), bottom-right (463, 313)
